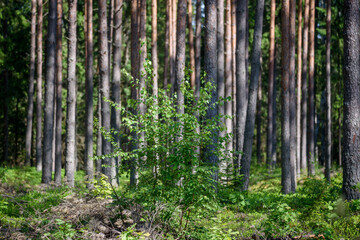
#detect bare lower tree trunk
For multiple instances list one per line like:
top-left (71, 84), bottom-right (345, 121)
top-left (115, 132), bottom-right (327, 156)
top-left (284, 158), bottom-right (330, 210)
top-left (54, 0), bottom-right (63, 185)
top-left (289, 0), bottom-right (297, 192)
top-left (343, 0), bottom-right (360, 200)
top-left (164, 0), bottom-right (170, 89)
top-left (296, 0), bottom-right (302, 176)
top-left (231, 0), bottom-right (236, 155)
top-left (98, 0), bottom-right (112, 182)
top-left (170, 0), bottom-right (177, 95)
top-left (65, 0), bottom-right (78, 187)
top-left (188, 0), bottom-right (195, 88)
top-left (110, 0), bottom-right (122, 187)
top-left (130, 0), bottom-right (139, 187)
top-left (96, 92), bottom-right (102, 173)
top-left (42, 0), bottom-right (57, 184)
top-left (281, 0), bottom-right (291, 194)
top-left (152, 0), bottom-right (158, 95)
top-left (235, 0), bottom-right (248, 183)
top-left (85, 0), bottom-right (94, 184)
top-left (204, 0), bottom-right (218, 183)
top-left (176, 0), bottom-right (186, 117)
top-left (195, 0), bottom-right (201, 97)
top-left (267, 0), bottom-right (276, 169)
top-left (240, 0), bottom-right (265, 191)
top-left (225, 0), bottom-right (233, 177)
top-left (256, 63), bottom-right (262, 164)
top-left (325, 0), bottom-right (331, 182)
top-left (36, 0), bottom-right (43, 172)
top-left (25, 0), bottom-right (37, 166)
top-left (301, 0), bottom-right (310, 171)
top-left (307, 0), bottom-right (315, 176)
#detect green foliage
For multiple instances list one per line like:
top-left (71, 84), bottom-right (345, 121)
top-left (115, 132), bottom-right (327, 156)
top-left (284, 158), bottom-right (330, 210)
top-left (89, 173), bottom-right (113, 199)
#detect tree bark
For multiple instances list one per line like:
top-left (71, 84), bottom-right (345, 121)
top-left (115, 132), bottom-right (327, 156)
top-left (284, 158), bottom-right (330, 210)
top-left (85, 0), bottom-right (94, 184)
top-left (235, 0), bottom-right (248, 181)
top-left (188, 0), bottom-right (195, 89)
top-left (204, 0), bottom-right (218, 182)
top-left (130, 0), bottom-right (139, 187)
top-left (176, 0), bottom-right (187, 117)
top-left (231, 0), bottom-right (236, 155)
top-left (325, 0), bottom-right (331, 182)
top-left (267, 0), bottom-right (276, 169)
top-left (217, 0), bottom-right (224, 119)
top-left (36, 0), bottom-right (43, 172)
top-left (289, 0), bottom-right (297, 191)
top-left (343, 0), bottom-right (360, 200)
top-left (256, 60), bottom-right (262, 164)
top-left (25, 0), bottom-right (37, 166)
top-left (170, 0), bottom-right (177, 95)
top-left (65, 0), bottom-right (78, 187)
top-left (54, 0), bottom-right (63, 185)
top-left (96, 91), bottom-right (102, 173)
top-left (152, 0), bottom-right (158, 96)
top-left (110, 0), bottom-right (122, 187)
top-left (195, 0), bottom-right (201, 99)
top-left (281, 0), bottom-right (291, 194)
top-left (42, 0), bottom-right (57, 184)
top-left (240, 0), bottom-right (265, 191)
top-left (307, 0), bottom-right (315, 176)
top-left (301, 0), bottom-right (309, 171)
top-left (296, 0), bottom-right (302, 176)
top-left (164, 0), bottom-right (170, 89)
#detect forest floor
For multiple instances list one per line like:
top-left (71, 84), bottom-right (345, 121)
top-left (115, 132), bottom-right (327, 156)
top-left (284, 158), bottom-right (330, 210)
top-left (0, 166), bottom-right (359, 239)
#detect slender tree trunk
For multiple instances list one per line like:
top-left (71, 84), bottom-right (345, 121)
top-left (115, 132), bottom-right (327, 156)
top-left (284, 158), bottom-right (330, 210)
top-left (225, 0), bottom-right (233, 176)
top-left (98, 0), bottom-right (112, 182)
top-left (267, 0), bottom-right (276, 169)
top-left (130, 0), bottom-right (139, 187)
top-left (301, 0), bottom-right (309, 171)
top-left (152, 0), bottom-right (158, 95)
top-left (176, 0), bottom-right (187, 117)
top-left (338, 107), bottom-right (341, 166)
top-left (42, 0), bottom-right (57, 184)
top-left (256, 61), bottom-right (262, 164)
top-left (164, 0), bottom-right (170, 89)
top-left (289, 0), bottom-right (297, 191)
top-left (36, 0), bottom-right (43, 172)
top-left (170, 0), bottom-right (177, 95)
top-left (325, 0), bottom-right (331, 182)
top-left (307, 0), bottom-right (315, 176)
top-left (3, 71), bottom-right (9, 165)
top-left (240, 0), bottom-right (265, 191)
top-left (110, 0), bottom-right (122, 187)
top-left (188, 0), bottom-right (195, 88)
top-left (195, 0), bottom-right (201, 98)
top-left (54, 0), bottom-right (63, 184)
top-left (231, 0), bottom-right (236, 155)
top-left (96, 91), bottom-right (102, 173)
top-left (235, 0), bottom-right (248, 181)
top-left (65, 0), bottom-right (78, 187)
top-left (296, 0), bottom-right (302, 176)
top-left (25, 0), bottom-right (37, 166)
top-left (281, 0), bottom-right (291, 194)
top-left (108, 0), bottom-right (114, 79)
top-left (343, 0), bottom-right (360, 200)
top-left (204, 0), bottom-right (218, 182)
top-left (85, 0), bottom-right (94, 184)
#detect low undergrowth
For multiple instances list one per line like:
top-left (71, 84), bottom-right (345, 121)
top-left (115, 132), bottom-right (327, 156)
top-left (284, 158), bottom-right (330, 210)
top-left (0, 166), bottom-right (359, 239)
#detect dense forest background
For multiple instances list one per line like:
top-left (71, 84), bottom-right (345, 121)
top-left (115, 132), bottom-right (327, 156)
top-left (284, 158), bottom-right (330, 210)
top-left (0, 0), bottom-right (360, 239)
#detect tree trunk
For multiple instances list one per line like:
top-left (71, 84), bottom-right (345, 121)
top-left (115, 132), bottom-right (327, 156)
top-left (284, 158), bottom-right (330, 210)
top-left (65, 0), bottom-right (78, 187)
top-left (343, 0), bottom-right (360, 200)
top-left (204, 0), bottom-right (218, 182)
top-left (164, 0), bottom-right (169, 89)
top-left (217, 0), bottom-right (224, 120)
top-left (170, 0), bottom-right (177, 95)
top-left (235, 0), bottom-right (248, 182)
top-left (307, 0), bottom-right (315, 176)
top-left (289, 0), bottom-right (297, 192)
top-left (231, 0), bottom-right (236, 155)
top-left (36, 0), bottom-right (43, 172)
top-left (195, 0), bottom-right (201, 98)
top-left (85, 0), bottom-right (94, 185)
top-left (224, 0), bottom-right (232, 177)
top-left (296, 0), bottom-right (302, 176)
top-left (267, 0), bottom-right (276, 169)
top-left (25, 0), bottom-right (37, 166)
top-left (152, 0), bottom-right (158, 96)
top-left (96, 91), bottom-right (102, 173)
top-left (54, 0), bottom-right (63, 185)
top-left (256, 60), bottom-right (262, 164)
top-left (188, 0), bottom-right (195, 89)
top-left (281, 0), bottom-right (291, 194)
top-left (301, 0), bottom-right (309, 171)
top-left (240, 0), bottom-right (265, 191)
top-left (325, 0), bottom-right (331, 182)
top-left (110, 0), bottom-right (122, 187)
top-left (98, 0), bottom-right (112, 183)
top-left (3, 71), bottom-right (9, 165)
top-left (130, 0), bottom-right (139, 187)
top-left (42, 0), bottom-right (57, 184)
top-left (176, 0), bottom-right (187, 117)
